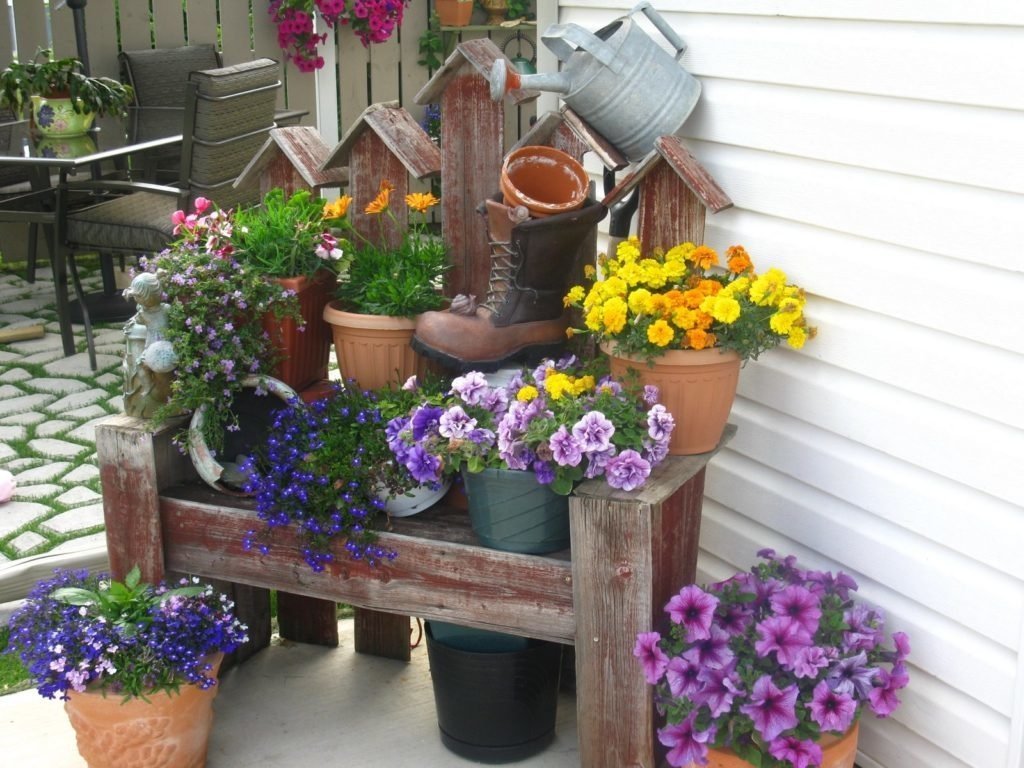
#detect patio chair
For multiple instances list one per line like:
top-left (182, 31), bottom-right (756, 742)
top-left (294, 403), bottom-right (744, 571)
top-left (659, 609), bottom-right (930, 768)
top-left (57, 57), bottom-right (281, 369)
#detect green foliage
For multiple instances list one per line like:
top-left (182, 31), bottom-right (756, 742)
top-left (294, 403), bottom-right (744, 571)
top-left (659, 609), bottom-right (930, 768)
top-left (0, 47), bottom-right (134, 118)
top-left (233, 188), bottom-right (349, 279)
top-left (417, 14), bottom-right (445, 71)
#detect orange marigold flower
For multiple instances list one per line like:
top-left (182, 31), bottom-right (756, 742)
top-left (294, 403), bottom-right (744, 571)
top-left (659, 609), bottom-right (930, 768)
top-left (698, 279), bottom-right (722, 296)
top-left (682, 288), bottom-right (706, 309)
top-left (690, 245), bottom-right (719, 270)
top-left (726, 245), bottom-right (753, 274)
top-left (405, 191), bottom-right (439, 213)
top-left (663, 289), bottom-right (686, 308)
top-left (323, 195), bottom-right (351, 219)
top-left (686, 328), bottom-right (714, 350)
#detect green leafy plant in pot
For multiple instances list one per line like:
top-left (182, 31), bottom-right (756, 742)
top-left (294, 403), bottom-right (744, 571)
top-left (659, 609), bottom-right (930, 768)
top-left (0, 47), bottom-right (134, 136)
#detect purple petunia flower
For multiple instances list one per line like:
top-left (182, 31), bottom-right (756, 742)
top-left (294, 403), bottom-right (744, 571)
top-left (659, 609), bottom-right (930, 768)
top-left (868, 664), bottom-right (908, 717)
top-left (604, 449), bottom-right (651, 491)
top-left (658, 714), bottom-right (714, 768)
top-left (410, 405), bottom-right (443, 441)
top-left (665, 654), bottom-right (703, 699)
top-left (451, 371), bottom-right (490, 405)
top-left (438, 405), bottom-right (476, 439)
top-left (809, 679), bottom-right (857, 732)
top-left (642, 384), bottom-right (660, 406)
top-left (754, 615), bottom-right (813, 669)
top-left (549, 425), bottom-right (583, 467)
top-left (827, 651), bottom-right (878, 699)
top-left (665, 585), bottom-right (719, 641)
top-left (768, 735), bottom-right (823, 768)
top-left (403, 444), bottom-right (442, 484)
top-left (572, 411), bottom-right (615, 453)
top-left (739, 675), bottom-right (799, 742)
top-left (634, 632), bottom-right (668, 684)
top-left (792, 644), bottom-right (831, 679)
top-left (647, 404), bottom-right (675, 442)
top-left (771, 584), bottom-right (822, 635)
top-left (694, 664), bottom-right (743, 719)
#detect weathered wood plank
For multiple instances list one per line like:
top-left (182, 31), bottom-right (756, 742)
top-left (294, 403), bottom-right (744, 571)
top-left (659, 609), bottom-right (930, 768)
top-left (353, 609), bottom-right (411, 661)
top-left (655, 135), bottom-right (733, 213)
top-left (277, 591), bottom-right (339, 647)
top-left (638, 167), bottom-right (707, 253)
top-left (158, 492), bottom-right (577, 643)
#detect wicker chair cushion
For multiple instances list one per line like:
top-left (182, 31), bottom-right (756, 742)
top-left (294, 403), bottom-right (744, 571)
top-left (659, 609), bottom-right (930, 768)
top-left (119, 45), bottom-right (222, 108)
top-left (65, 192), bottom-right (177, 254)
top-left (190, 58), bottom-right (280, 143)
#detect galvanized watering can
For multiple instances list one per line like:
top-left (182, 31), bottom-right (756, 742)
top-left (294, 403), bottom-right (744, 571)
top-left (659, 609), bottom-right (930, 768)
top-left (490, 1), bottom-right (701, 162)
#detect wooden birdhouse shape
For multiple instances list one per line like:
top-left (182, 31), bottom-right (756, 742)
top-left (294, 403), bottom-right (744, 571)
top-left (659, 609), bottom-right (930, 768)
top-left (414, 38), bottom-right (537, 298)
top-left (234, 126), bottom-right (348, 198)
top-left (320, 101), bottom-right (441, 250)
top-left (602, 135), bottom-right (733, 253)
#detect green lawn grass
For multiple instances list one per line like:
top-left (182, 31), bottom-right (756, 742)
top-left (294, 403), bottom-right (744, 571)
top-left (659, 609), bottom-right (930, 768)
top-left (0, 627), bottom-right (31, 696)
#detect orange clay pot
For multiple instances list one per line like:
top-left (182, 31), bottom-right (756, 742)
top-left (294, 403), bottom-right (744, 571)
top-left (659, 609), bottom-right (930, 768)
top-left (263, 270), bottom-right (334, 392)
top-left (323, 301), bottom-right (430, 390)
top-left (604, 343), bottom-right (741, 455)
top-left (691, 723), bottom-right (859, 768)
top-left (63, 654), bottom-right (224, 768)
top-left (500, 145), bottom-right (588, 218)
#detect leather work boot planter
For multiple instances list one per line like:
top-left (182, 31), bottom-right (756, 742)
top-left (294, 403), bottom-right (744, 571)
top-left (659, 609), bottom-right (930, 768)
top-left (413, 197), bottom-right (606, 371)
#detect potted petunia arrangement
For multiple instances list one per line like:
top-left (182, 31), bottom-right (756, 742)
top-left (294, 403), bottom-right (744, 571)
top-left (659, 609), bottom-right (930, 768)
top-left (385, 355), bottom-right (675, 495)
top-left (242, 375), bottom-right (450, 572)
top-left (634, 550), bottom-right (910, 768)
top-left (4, 566), bottom-right (248, 766)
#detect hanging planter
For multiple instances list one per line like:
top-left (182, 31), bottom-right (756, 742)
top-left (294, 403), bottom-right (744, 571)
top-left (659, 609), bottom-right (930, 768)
top-left (187, 374), bottom-right (298, 495)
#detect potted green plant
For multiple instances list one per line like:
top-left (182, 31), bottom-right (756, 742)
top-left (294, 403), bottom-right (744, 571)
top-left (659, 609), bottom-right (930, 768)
top-left (322, 181), bottom-right (450, 390)
top-left (241, 374), bottom-right (450, 571)
top-left (634, 550), bottom-right (911, 768)
top-left (233, 187), bottom-right (350, 391)
top-left (385, 356), bottom-right (674, 553)
top-left (3, 565), bottom-right (248, 767)
top-left (565, 238), bottom-right (817, 455)
top-left (0, 47), bottom-right (134, 136)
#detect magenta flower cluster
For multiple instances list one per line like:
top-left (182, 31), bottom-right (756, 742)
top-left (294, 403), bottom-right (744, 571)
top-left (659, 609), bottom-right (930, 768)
top-left (385, 356), bottom-right (674, 495)
top-left (269, 0), bottom-right (411, 71)
top-left (634, 550), bottom-right (910, 768)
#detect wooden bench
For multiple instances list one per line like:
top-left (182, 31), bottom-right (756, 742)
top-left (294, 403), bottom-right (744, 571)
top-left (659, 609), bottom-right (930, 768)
top-left (96, 414), bottom-right (729, 767)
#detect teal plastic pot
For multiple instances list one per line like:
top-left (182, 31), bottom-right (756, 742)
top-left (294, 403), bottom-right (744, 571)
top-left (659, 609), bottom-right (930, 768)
top-left (461, 468), bottom-right (570, 554)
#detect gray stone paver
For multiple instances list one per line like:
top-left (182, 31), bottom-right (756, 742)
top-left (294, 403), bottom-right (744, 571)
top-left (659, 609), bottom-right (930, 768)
top-left (0, 368), bottom-right (32, 382)
top-left (41, 504), bottom-right (104, 535)
top-left (0, 412), bottom-right (46, 425)
top-left (0, 393), bottom-right (53, 418)
top-left (14, 461), bottom-right (72, 483)
top-left (0, 351), bottom-right (21, 363)
top-left (9, 531), bottom-right (47, 555)
top-left (63, 404), bottom-right (109, 421)
top-left (34, 419), bottom-right (77, 438)
top-left (0, 384), bottom-right (25, 399)
top-left (0, 444), bottom-right (16, 461)
top-left (26, 438), bottom-right (89, 459)
top-left (67, 416), bottom-right (114, 443)
top-left (25, 378), bottom-right (91, 395)
top-left (51, 532), bottom-right (107, 553)
top-left (7, 334), bottom-right (65, 354)
top-left (62, 464), bottom-right (99, 483)
top-left (0, 425), bottom-right (27, 441)
top-left (44, 353), bottom-right (121, 375)
top-left (45, 388), bottom-right (108, 414)
top-left (4, 297), bottom-right (51, 313)
top-left (55, 486), bottom-right (102, 506)
top-left (13, 483), bottom-right (61, 500)
top-left (95, 373), bottom-right (120, 387)
top-left (4, 458), bottom-right (44, 471)
top-left (18, 349), bottom-right (67, 365)
top-left (0, 501), bottom-right (50, 536)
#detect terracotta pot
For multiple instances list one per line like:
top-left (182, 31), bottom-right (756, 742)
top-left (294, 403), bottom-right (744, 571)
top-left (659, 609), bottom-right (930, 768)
top-left (322, 301), bottom-right (429, 390)
top-left (604, 343), bottom-right (741, 455)
top-left (500, 145), bottom-right (588, 218)
top-left (63, 654), bottom-right (224, 768)
top-left (435, 0), bottom-right (473, 26)
top-left (263, 270), bottom-right (334, 392)
top-left (691, 723), bottom-right (859, 768)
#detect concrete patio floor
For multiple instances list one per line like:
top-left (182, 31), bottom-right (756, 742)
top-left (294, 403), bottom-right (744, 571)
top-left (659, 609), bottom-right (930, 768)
top-left (0, 617), bottom-right (581, 767)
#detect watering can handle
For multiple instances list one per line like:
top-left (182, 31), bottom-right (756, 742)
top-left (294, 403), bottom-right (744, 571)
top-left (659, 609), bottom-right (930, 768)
top-left (631, 0), bottom-right (689, 60)
top-left (541, 24), bottom-right (624, 75)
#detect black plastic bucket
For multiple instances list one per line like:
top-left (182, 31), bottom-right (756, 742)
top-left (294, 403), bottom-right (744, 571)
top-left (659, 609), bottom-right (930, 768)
top-left (425, 622), bottom-right (562, 763)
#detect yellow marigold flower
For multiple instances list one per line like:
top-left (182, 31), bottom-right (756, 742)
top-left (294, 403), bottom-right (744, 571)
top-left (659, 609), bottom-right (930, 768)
top-left (585, 305), bottom-right (604, 332)
top-left (686, 328), bottom-right (714, 350)
top-left (517, 385), bottom-right (539, 402)
top-left (671, 307), bottom-right (697, 330)
top-left (690, 245), bottom-right (719, 270)
top-left (364, 180), bottom-right (393, 215)
top-left (665, 242), bottom-right (695, 263)
top-left (663, 256), bottom-right (688, 282)
top-left (617, 260), bottom-right (644, 287)
top-left (787, 325), bottom-right (807, 349)
top-left (616, 237), bottom-right (641, 262)
top-left (640, 259), bottom-right (667, 289)
top-left (572, 375), bottom-right (595, 395)
top-left (584, 263), bottom-right (597, 279)
top-left (722, 276), bottom-right (751, 298)
top-left (565, 327), bottom-right (577, 339)
top-left (726, 245), bottom-right (753, 274)
top-left (704, 294), bottom-right (742, 325)
top-left (750, 268), bottom-right (788, 306)
top-left (405, 191), bottom-right (439, 213)
top-left (647, 293), bottom-right (672, 317)
top-left (647, 319), bottom-right (675, 347)
top-left (602, 275), bottom-right (628, 299)
top-left (602, 296), bottom-right (628, 334)
top-left (627, 288), bottom-right (653, 315)
top-left (564, 285), bottom-right (586, 307)
top-left (323, 195), bottom-right (352, 219)
top-left (544, 372), bottom-right (573, 401)
top-left (770, 310), bottom-right (802, 335)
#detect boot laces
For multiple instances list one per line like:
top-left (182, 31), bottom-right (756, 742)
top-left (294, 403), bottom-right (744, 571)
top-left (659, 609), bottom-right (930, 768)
top-left (481, 240), bottom-right (518, 313)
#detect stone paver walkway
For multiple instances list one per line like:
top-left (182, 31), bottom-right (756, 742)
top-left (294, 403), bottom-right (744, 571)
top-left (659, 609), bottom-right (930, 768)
top-left (0, 267), bottom-right (124, 568)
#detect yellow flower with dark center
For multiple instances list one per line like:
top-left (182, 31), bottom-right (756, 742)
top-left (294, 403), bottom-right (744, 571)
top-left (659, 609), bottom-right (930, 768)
top-left (323, 195), bottom-right (351, 220)
top-left (602, 296), bottom-right (628, 334)
top-left (647, 319), bottom-right (674, 347)
top-left (405, 191), bottom-right (439, 213)
top-left (516, 385), bottom-right (539, 402)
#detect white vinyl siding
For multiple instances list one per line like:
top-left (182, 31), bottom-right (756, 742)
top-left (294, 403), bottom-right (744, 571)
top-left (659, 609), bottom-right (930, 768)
top-left (558, 1), bottom-right (1023, 766)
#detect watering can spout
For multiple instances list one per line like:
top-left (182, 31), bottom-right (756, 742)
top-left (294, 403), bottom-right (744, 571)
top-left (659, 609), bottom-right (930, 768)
top-left (490, 59), bottom-right (571, 102)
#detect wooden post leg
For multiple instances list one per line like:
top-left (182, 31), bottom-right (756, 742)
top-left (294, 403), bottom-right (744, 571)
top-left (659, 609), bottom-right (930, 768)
top-left (569, 467), bottom-right (707, 768)
top-left (353, 608), bottom-right (412, 661)
top-left (277, 592), bottom-right (339, 647)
